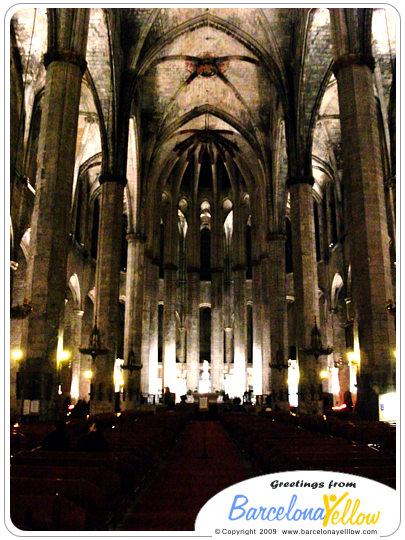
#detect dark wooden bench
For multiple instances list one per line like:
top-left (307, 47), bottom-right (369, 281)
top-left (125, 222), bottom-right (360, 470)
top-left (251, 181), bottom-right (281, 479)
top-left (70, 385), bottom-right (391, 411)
top-left (10, 493), bottom-right (86, 531)
top-left (10, 476), bottom-right (109, 529)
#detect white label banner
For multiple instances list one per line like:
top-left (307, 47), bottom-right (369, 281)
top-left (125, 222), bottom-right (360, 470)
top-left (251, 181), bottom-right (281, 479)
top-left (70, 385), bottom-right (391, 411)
top-left (195, 470), bottom-right (399, 538)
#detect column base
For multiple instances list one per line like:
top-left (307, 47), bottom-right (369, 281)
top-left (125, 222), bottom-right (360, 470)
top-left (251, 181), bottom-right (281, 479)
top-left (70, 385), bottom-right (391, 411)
top-left (297, 400), bottom-right (323, 415)
top-left (90, 400), bottom-right (115, 415)
top-left (355, 374), bottom-right (380, 421)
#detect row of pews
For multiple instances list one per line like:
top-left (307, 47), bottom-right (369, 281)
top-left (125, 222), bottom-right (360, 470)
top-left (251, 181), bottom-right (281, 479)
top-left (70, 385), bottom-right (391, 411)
top-left (220, 410), bottom-right (396, 489)
top-left (10, 409), bottom-right (193, 531)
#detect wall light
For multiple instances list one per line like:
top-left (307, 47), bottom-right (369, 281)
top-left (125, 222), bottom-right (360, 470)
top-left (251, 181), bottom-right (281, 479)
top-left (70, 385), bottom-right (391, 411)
top-left (320, 370), bottom-right (328, 379)
top-left (84, 370), bottom-right (93, 379)
top-left (11, 349), bottom-right (23, 361)
top-left (347, 351), bottom-right (357, 364)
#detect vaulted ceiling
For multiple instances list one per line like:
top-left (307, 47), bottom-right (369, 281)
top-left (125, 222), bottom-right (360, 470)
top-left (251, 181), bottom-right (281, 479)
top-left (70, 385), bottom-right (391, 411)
top-left (11, 7), bottom-right (396, 232)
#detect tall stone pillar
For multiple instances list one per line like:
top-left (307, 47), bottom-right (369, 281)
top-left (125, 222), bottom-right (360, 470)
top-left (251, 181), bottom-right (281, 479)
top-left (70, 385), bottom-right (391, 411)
top-left (22, 10), bottom-right (89, 421)
top-left (251, 261), bottom-right (263, 396)
top-left (260, 256), bottom-right (272, 397)
top-left (267, 233), bottom-right (289, 410)
top-left (70, 309), bottom-right (84, 402)
top-left (93, 174), bottom-right (126, 414)
top-left (186, 203), bottom-right (200, 391)
top-left (162, 202), bottom-right (178, 393)
top-left (211, 202), bottom-right (224, 391)
top-left (332, 53), bottom-right (396, 418)
top-left (232, 201), bottom-right (247, 397)
top-left (140, 256), bottom-right (160, 396)
top-left (122, 232), bottom-right (144, 408)
top-left (287, 176), bottom-right (321, 414)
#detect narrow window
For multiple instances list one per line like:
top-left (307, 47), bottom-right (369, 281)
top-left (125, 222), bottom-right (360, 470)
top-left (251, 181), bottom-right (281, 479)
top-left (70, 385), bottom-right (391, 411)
top-left (200, 228), bottom-right (211, 281)
top-left (199, 307), bottom-right (211, 363)
top-left (247, 304), bottom-right (253, 364)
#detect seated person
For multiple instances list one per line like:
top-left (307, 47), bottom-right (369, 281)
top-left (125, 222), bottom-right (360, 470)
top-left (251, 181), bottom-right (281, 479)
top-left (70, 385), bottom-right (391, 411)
top-left (76, 419), bottom-right (108, 451)
top-left (41, 420), bottom-right (71, 451)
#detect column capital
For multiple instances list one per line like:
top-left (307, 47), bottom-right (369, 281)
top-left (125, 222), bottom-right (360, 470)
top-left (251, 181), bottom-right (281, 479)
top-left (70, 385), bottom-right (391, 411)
top-left (332, 53), bottom-right (375, 77)
top-left (163, 263), bottom-right (178, 272)
top-left (384, 176), bottom-right (396, 190)
top-left (211, 266), bottom-right (224, 273)
top-left (232, 264), bottom-right (247, 272)
top-left (43, 48), bottom-right (87, 74)
top-left (286, 176), bottom-right (314, 189)
top-left (267, 232), bottom-right (287, 242)
top-left (99, 173), bottom-right (128, 187)
top-left (126, 232), bottom-right (146, 243)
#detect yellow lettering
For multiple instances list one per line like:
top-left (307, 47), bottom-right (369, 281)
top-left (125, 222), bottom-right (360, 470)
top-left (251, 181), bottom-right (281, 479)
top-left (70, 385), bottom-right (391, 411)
top-left (323, 493), bottom-right (380, 528)
top-left (331, 511), bottom-right (340, 525)
top-left (322, 493), bottom-right (349, 526)
top-left (366, 512), bottom-right (380, 525)
top-left (349, 499), bottom-right (360, 524)
top-left (341, 499), bottom-right (352, 525)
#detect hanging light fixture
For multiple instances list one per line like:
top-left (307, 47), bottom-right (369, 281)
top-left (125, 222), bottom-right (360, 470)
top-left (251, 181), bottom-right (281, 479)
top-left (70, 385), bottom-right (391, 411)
top-left (302, 317), bottom-right (333, 362)
top-left (79, 317), bottom-right (109, 362)
top-left (121, 349), bottom-right (143, 372)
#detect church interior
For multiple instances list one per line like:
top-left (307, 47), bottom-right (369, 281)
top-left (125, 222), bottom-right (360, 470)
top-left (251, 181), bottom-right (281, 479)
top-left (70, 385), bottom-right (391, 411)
top-left (9, 6), bottom-right (397, 532)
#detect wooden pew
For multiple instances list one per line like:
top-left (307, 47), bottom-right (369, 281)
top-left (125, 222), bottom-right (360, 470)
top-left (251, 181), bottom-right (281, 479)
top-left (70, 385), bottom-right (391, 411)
top-left (10, 493), bottom-right (86, 531)
top-left (10, 477), bottom-right (109, 529)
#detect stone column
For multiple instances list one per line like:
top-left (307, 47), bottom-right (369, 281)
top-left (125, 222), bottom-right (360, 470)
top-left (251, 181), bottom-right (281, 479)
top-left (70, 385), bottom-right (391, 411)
top-left (251, 261), bottom-right (263, 396)
top-left (232, 201), bottom-right (247, 397)
top-left (162, 202), bottom-right (178, 393)
top-left (122, 232), bottom-right (144, 408)
top-left (70, 309), bottom-right (84, 401)
top-left (92, 174), bottom-right (126, 414)
top-left (287, 176), bottom-right (321, 414)
top-left (260, 256), bottom-right (272, 397)
top-left (22, 11), bottom-right (89, 421)
top-left (186, 203), bottom-right (200, 391)
top-left (210, 202), bottom-right (224, 391)
top-left (140, 256), bottom-right (160, 396)
top-left (267, 233), bottom-right (289, 410)
top-left (332, 53), bottom-right (396, 418)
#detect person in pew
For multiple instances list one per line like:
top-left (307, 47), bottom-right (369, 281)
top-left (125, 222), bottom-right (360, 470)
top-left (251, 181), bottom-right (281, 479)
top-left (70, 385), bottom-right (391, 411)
top-left (75, 419), bottom-right (108, 451)
top-left (41, 420), bottom-right (71, 451)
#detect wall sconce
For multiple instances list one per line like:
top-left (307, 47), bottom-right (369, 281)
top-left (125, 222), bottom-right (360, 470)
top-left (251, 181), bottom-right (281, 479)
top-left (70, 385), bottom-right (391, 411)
top-left (11, 349), bottom-right (23, 361)
top-left (302, 318), bottom-right (333, 362)
top-left (347, 351), bottom-right (359, 365)
top-left (79, 317), bottom-right (109, 362)
top-left (270, 349), bottom-right (289, 371)
top-left (121, 349), bottom-right (143, 372)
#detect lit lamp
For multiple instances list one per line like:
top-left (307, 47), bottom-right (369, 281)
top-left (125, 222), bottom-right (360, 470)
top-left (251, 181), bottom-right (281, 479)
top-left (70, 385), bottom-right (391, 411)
top-left (11, 349), bottom-right (23, 361)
